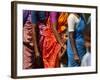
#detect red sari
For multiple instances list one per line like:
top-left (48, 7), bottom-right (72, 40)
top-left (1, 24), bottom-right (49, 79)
top-left (41, 26), bottom-right (61, 68)
top-left (40, 12), bottom-right (61, 68)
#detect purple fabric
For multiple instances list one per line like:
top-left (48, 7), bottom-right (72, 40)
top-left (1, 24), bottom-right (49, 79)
top-left (50, 12), bottom-right (57, 23)
top-left (23, 10), bottom-right (30, 26)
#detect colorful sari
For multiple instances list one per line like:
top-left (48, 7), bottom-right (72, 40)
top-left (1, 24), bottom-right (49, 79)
top-left (23, 11), bottom-right (46, 69)
top-left (40, 12), bottom-right (60, 68)
top-left (41, 12), bottom-right (68, 68)
top-left (23, 12), bottom-right (34, 69)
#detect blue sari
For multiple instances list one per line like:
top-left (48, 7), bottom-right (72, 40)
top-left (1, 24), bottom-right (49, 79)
top-left (67, 16), bottom-right (86, 67)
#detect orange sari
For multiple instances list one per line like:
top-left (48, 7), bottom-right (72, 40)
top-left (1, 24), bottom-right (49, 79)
top-left (40, 15), bottom-right (60, 68)
top-left (41, 12), bottom-right (68, 68)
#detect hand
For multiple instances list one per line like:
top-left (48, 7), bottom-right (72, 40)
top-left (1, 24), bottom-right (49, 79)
top-left (59, 45), bottom-right (66, 61)
top-left (35, 52), bottom-right (41, 65)
top-left (74, 54), bottom-right (81, 65)
top-left (35, 53), bottom-right (41, 59)
top-left (58, 53), bottom-right (62, 61)
top-left (35, 52), bottom-right (44, 68)
top-left (62, 45), bottom-right (66, 50)
top-left (61, 45), bottom-right (66, 55)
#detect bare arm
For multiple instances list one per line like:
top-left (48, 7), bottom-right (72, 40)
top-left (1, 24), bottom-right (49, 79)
top-left (68, 14), bottom-right (81, 64)
top-left (50, 12), bottom-right (63, 46)
top-left (32, 24), bottom-right (40, 56)
top-left (69, 32), bottom-right (80, 64)
top-left (52, 23), bottom-right (63, 46)
top-left (60, 45), bottom-right (66, 59)
top-left (32, 24), bottom-right (44, 67)
top-left (69, 32), bottom-right (77, 55)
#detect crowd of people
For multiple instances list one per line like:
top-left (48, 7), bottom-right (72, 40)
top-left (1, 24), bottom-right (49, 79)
top-left (23, 10), bottom-right (91, 69)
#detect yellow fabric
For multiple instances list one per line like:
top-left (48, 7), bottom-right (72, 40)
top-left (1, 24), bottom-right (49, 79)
top-left (58, 12), bottom-right (68, 33)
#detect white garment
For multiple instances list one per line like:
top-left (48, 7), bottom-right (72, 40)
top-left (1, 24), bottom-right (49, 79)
top-left (68, 14), bottom-right (80, 32)
top-left (81, 51), bottom-right (91, 66)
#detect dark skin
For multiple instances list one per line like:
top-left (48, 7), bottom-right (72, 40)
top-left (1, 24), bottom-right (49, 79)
top-left (32, 22), bottom-right (45, 58)
top-left (58, 30), bottom-right (68, 60)
top-left (51, 22), bottom-right (68, 66)
top-left (59, 44), bottom-right (67, 61)
top-left (69, 32), bottom-right (81, 64)
top-left (32, 24), bottom-right (42, 67)
top-left (50, 12), bottom-right (64, 48)
top-left (50, 12), bottom-right (69, 62)
top-left (68, 13), bottom-right (81, 65)
top-left (32, 24), bottom-right (39, 57)
top-left (32, 20), bottom-right (46, 68)
top-left (84, 25), bottom-right (91, 52)
top-left (23, 21), bottom-right (40, 58)
top-left (51, 23), bottom-right (63, 47)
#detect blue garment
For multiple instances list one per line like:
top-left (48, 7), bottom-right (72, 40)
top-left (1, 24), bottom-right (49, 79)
top-left (67, 16), bottom-right (86, 67)
top-left (31, 11), bottom-right (45, 24)
top-left (23, 11), bottom-right (46, 25)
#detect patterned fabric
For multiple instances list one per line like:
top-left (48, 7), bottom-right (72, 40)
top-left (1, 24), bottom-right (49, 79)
top-left (23, 10), bottom-right (30, 26)
top-left (41, 12), bottom-right (68, 68)
top-left (23, 14), bottom-right (34, 69)
top-left (41, 26), bottom-right (61, 68)
top-left (23, 11), bottom-right (46, 69)
top-left (40, 12), bottom-right (61, 68)
top-left (23, 11), bottom-right (68, 68)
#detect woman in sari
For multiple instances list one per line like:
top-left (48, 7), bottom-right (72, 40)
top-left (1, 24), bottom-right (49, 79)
top-left (41, 12), bottom-right (68, 68)
top-left (23, 11), bottom-right (46, 69)
top-left (23, 10), bottom-right (34, 69)
top-left (67, 13), bottom-right (86, 67)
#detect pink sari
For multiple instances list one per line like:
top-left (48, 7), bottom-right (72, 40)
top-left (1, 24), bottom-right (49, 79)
top-left (23, 19), bottom-right (34, 69)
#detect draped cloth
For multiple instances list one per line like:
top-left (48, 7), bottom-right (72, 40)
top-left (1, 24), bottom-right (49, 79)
top-left (41, 27), bottom-right (61, 68)
top-left (23, 16), bottom-right (34, 69)
top-left (40, 12), bottom-right (61, 68)
top-left (23, 11), bottom-right (46, 69)
top-left (67, 16), bottom-right (86, 67)
top-left (40, 12), bottom-right (68, 68)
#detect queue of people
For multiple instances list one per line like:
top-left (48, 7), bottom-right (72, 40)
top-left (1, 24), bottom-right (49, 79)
top-left (23, 10), bottom-right (91, 69)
